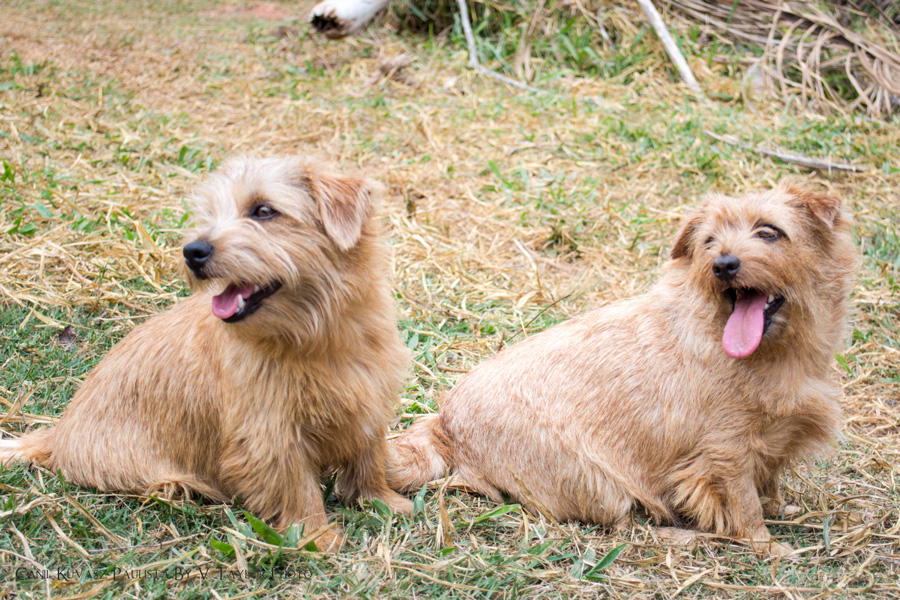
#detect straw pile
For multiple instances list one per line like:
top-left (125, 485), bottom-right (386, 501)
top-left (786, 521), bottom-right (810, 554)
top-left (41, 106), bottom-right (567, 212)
top-left (664, 0), bottom-right (900, 117)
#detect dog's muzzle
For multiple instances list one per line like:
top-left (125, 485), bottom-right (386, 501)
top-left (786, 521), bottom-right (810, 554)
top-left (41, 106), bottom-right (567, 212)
top-left (183, 240), bottom-right (214, 278)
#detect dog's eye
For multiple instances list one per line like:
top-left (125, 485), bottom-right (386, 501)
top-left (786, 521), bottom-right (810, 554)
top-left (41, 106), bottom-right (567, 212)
top-left (755, 225), bottom-right (782, 241)
top-left (250, 204), bottom-right (277, 220)
top-left (705, 237), bottom-right (715, 246)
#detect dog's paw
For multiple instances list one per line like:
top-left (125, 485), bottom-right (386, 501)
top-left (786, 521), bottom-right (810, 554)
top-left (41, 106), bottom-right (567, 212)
top-left (388, 496), bottom-right (415, 515)
top-left (309, 0), bottom-right (388, 39)
top-left (770, 540), bottom-right (794, 557)
top-left (753, 538), bottom-right (794, 558)
top-left (654, 527), bottom-right (699, 545)
top-left (763, 499), bottom-right (804, 520)
top-left (311, 529), bottom-right (345, 553)
top-left (309, 5), bottom-right (350, 39)
top-left (377, 490), bottom-right (414, 515)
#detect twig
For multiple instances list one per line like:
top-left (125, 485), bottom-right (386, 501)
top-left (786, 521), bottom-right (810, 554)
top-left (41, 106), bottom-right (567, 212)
top-left (436, 365), bottom-right (469, 373)
top-left (454, 0), bottom-right (543, 93)
top-left (523, 293), bottom-right (573, 331)
top-left (0, 388), bottom-right (31, 429)
top-left (0, 497), bottom-right (55, 519)
top-left (0, 549), bottom-right (49, 572)
top-left (705, 130), bottom-right (870, 172)
top-left (635, 0), bottom-right (704, 97)
top-left (596, 10), bottom-right (614, 50)
top-left (573, 0), bottom-right (614, 50)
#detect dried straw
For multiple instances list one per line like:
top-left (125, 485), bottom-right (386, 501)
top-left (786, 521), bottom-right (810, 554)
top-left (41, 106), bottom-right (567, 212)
top-left (663, 0), bottom-right (900, 117)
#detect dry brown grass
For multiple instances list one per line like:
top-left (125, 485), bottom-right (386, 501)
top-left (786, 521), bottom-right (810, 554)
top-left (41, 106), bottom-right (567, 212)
top-left (1, 0), bottom-right (899, 597)
top-left (664, 0), bottom-right (900, 118)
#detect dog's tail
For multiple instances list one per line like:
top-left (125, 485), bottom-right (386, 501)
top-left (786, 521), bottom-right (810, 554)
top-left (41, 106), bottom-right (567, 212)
top-left (0, 428), bottom-right (55, 467)
top-left (386, 414), bottom-right (453, 493)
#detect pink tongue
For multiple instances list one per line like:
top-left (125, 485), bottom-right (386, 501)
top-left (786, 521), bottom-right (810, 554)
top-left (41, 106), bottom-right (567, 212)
top-left (722, 291), bottom-right (767, 358)
top-left (211, 284), bottom-right (255, 320)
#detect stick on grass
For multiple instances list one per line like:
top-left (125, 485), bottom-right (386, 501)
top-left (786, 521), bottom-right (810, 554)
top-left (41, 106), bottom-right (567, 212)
top-left (636, 0), bottom-right (704, 97)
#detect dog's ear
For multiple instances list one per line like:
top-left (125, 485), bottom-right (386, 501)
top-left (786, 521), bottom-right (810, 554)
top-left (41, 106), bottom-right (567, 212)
top-left (671, 213), bottom-right (702, 260)
top-left (782, 184), bottom-right (842, 228)
top-left (309, 172), bottom-right (379, 251)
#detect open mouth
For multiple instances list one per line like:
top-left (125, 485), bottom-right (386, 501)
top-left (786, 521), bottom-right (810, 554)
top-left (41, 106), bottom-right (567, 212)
top-left (211, 282), bottom-right (282, 323)
top-left (721, 288), bottom-right (786, 359)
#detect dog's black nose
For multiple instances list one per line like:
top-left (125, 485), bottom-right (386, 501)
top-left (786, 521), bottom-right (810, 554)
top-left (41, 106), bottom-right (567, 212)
top-left (712, 255), bottom-right (741, 281)
top-left (183, 240), bottom-right (214, 273)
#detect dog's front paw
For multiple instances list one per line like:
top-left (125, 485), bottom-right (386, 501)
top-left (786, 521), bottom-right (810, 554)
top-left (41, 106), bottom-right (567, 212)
top-left (309, 3), bottom-right (349, 39)
top-left (368, 489), bottom-right (414, 515)
top-left (309, 0), bottom-right (388, 39)
top-left (762, 499), bottom-right (804, 520)
top-left (752, 537), bottom-right (794, 557)
top-left (310, 529), bottom-right (345, 553)
top-left (655, 527), bottom-right (699, 546)
top-left (384, 492), bottom-right (414, 515)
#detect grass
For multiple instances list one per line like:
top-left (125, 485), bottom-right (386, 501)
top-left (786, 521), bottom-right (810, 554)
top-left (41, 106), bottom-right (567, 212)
top-left (1, 0), bottom-right (900, 597)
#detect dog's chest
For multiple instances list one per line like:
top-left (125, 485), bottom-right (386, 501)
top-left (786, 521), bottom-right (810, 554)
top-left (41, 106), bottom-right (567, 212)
top-left (748, 382), bottom-right (842, 463)
top-left (226, 351), bottom-right (387, 440)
